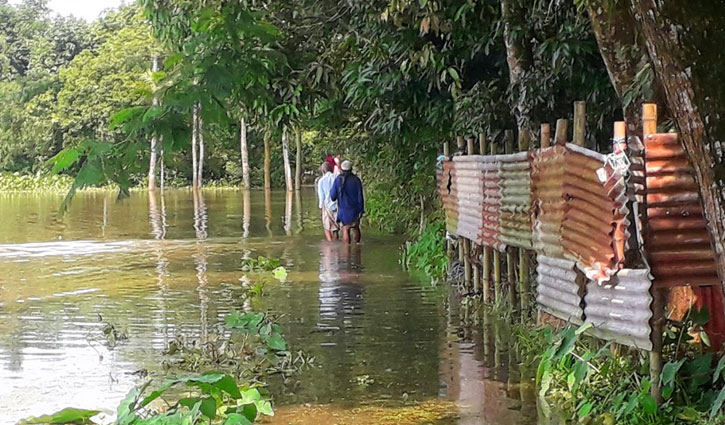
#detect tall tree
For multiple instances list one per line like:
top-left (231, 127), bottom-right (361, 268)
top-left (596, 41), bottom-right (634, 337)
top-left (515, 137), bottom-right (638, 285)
top-left (148, 55), bottom-right (160, 191)
top-left (240, 117), bottom-right (250, 188)
top-left (281, 127), bottom-right (293, 192)
top-left (627, 0), bottom-right (725, 285)
top-left (294, 128), bottom-right (302, 190)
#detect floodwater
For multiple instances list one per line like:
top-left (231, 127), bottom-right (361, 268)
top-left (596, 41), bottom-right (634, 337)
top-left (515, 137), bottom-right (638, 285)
top-left (0, 189), bottom-right (537, 424)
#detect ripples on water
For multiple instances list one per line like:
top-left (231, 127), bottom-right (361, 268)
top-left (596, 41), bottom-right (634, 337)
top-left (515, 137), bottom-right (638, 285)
top-left (0, 189), bottom-right (535, 425)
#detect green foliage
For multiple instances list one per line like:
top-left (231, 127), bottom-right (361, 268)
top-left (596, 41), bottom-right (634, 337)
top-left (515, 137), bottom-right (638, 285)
top-left (522, 316), bottom-right (725, 425)
top-left (240, 256), bottom-right (282, 272)
top-left (0, 172), bottom-right (73, 192)
top-left (401, 221), bottom-right (447, 280)
top-left (19, 408), bottom-right (100, 425)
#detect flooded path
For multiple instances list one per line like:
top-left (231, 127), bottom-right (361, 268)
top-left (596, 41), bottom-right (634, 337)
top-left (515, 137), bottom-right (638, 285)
top-left (0, 189), bottom-right (536, 424)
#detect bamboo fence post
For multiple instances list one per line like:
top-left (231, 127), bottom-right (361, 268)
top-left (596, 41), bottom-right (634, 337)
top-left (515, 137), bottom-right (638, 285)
top-left (573, 101), bottom-right (586, 147)
top-left (479, 132), bottom-right (490, 299)
top-left (466, 137), bottom-right (481, 294)
top-left (504, 130), bottom-right (517, 307)
top-left (555, 119), bottom-right (568, 145)
top-left (643, 103), bottom-right (664, 404)
top-left (540, 123), bottom-right (551, 148)
top-left (518, 129), bottom-right (532, 318)
top-left (490, 138), bottom-right (501, 302)
top-left (456, 136), bottom-right (465, 265)
top-left (443, 141), bottom-right (453, 261)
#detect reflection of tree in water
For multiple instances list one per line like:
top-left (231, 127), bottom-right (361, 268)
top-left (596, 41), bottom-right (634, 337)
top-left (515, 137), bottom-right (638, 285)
top-left (242, 190), bottom-right (251, 238)
top-left (295, 190), bottom-right (304, 234)
top-left (284, 191), bottom-right (293, 236)
top-left (193, 190), bottom-right (209, 351)
top-left (148, 190), bottom-right (170, 345)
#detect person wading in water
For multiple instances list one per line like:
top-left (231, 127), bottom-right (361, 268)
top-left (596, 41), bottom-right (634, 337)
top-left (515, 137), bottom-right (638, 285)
top-left (316, 162), bottom-right (339, 241)
top-left (330, 160), bottom-right (365, 243)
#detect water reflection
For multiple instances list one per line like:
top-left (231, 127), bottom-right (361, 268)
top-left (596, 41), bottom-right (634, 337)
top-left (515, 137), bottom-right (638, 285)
top-left (295, 190), bottom-right (304, 234)
top-left (0, 189), bottom-right (536, 425)
top-left (242, 190), bottom-right (251, 238)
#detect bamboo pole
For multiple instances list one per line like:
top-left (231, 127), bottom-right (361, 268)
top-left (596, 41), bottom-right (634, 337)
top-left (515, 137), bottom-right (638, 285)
top-left (444, 141), bottom-right (453, 261)
top-left (573, 101), bottom-right (586, 146)
top-left (479, 132), bottom-right (490, 299)
top-left (492, 137), bottom-right (501, 302)
top-left (443, 140), bottom-right (450, 156)
top-left (643, 103), bottom-right (664, 404)
top-left (504, 130), bottom-right (517, 307)
top-left (554, 119), bottom-right (568, 145)
top-left (479, 132), bottom-right (488, 155)
top-left (540, 123), bottom-right (551, 148)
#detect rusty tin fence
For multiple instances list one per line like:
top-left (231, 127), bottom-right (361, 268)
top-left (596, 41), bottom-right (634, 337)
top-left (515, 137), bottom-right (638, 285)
top-left (436, 103), bottom-right (724, 398)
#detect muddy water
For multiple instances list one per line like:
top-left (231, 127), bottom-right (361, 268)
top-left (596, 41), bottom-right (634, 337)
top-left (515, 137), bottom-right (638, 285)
top-left (0, 189), bottom-right (536, 424)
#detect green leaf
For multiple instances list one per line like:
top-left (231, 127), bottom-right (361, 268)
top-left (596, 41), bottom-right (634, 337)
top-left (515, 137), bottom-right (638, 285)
top-left (639, 394), bottom-right (657, 415)
top-left (19, 408), bottom-right (101, 424)
top-left (711, 386), bottom-right (725, 419)
top-left (214, 374), bottom-right (242, 399)
top-left (714, 355), bottom-right (725, 383)
top-left (273, 266), bottom-right (287, 281)
top-left (661, 358), bottom-right (685, 387)
top-left (240, 403), bottom-right (257, 422)
top-left (255, 399), bottom-right (274, 416)
top-left (199, 396), bottom-right (217, 419)
top-left (577, 401), bottom-right (593, 418)
top-left (224, 413), bottom-right (252, 425)
top-left (267, 333), bottom-right (287, 351)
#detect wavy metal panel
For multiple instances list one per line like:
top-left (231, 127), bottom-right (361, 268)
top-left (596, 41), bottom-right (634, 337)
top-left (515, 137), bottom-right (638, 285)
top-left (498, 152), bottom-right (532, 249)
top-left (563, 144), bottom-right (629, 283)
top-left (536, 255), bottom-right (584, 324)
top-left (531, 146), bottom-right (567, 258)
top-left (644, 133), bottom-right (719, 288)
top-left (584, 269), bottom-right (653, 350)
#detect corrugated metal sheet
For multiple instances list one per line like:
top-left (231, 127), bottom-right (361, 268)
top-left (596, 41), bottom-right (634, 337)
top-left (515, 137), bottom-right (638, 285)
top-left (438, 160), bottom-right (459, 235)
top-left (531, 146), bottom-right (567, 258)
top-left (644, 133), bottom-right (719, 288)
top-left (536, 255), bottom-right (584, 324)
top-left (584, 269), bottom-right (653, 350)
top-left (563, 144), bottom-right (629, 283)
top-left (498, 152), bottom-right (532, 249)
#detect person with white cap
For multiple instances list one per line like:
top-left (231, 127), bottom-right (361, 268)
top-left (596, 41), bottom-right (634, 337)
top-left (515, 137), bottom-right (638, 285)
top-left (330, 160), bottom-right (365, 243)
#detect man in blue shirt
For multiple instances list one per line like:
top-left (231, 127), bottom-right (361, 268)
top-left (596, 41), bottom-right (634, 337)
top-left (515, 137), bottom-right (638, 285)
top-left (330, 160), bottom-right (365, 243)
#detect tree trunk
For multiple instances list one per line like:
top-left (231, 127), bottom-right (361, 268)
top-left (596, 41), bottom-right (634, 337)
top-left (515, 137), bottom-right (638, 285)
top-left (282, 128), bottom-right (294, 192)
top-left (197, 104), bottom-right (204, 188)
top-left (191, 103), bottom-right (199, 189)
top-left (294, 128), bottom-right (302, 190)
top-left (160, 147), bottom-right (165, 193)
top-left (628, 0), bottom-right (725, 288)
top-left (240, 117), bottom-right (250, 189)
top-left (263, 131), bottom-right (271, 190)
top-left (585, 1), bottom-right (655, 135)
top-left (148, 55), bottom-right (160, 191)
top-left (500, 0), bottom-right (534, 149)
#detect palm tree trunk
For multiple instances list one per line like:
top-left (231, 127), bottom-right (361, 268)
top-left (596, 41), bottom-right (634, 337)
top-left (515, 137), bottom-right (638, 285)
top-left (282, 128), bottom-right (294, 192)
top-left (294, 128), bottom-right (302, 190)
top-left (240, 117), bottom-right (250, 188)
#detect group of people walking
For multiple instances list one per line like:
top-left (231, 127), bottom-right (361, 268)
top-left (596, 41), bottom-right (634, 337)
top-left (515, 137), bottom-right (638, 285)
top-left (316, 155), bottom-right (365, 243)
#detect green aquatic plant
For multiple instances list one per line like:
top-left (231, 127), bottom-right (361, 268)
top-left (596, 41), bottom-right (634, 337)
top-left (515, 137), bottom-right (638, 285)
top-left (401, 222), bottom-right (447, 281)
top-left (240, 256), bottom-right (282, 272)
top-left (20, 408), bottom-right (101, 425)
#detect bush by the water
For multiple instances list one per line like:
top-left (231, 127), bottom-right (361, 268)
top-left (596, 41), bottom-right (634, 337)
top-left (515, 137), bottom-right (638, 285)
top-left (0, 173), bottom-right (74, 192)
